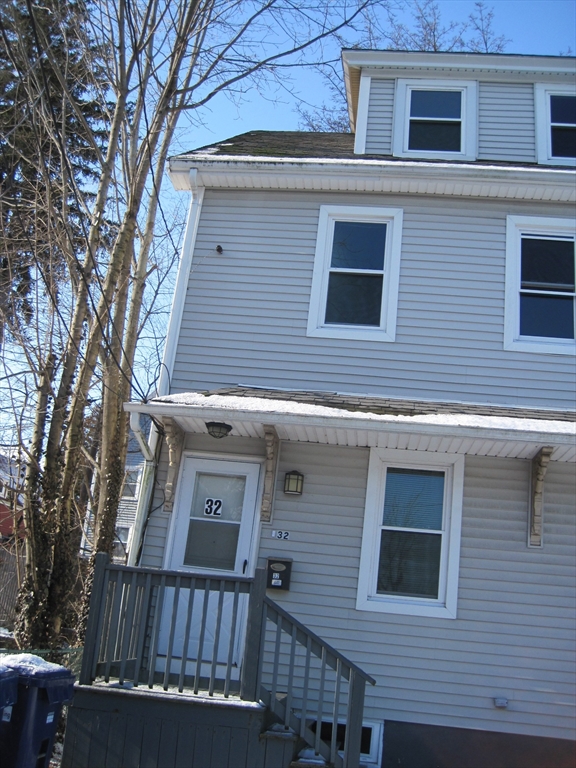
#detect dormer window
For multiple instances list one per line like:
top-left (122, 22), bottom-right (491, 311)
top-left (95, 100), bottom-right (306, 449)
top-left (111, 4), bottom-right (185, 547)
top-left (393, 79), bottom-right (477, 162)
top-left (535, 84), bottom-right (576, 167)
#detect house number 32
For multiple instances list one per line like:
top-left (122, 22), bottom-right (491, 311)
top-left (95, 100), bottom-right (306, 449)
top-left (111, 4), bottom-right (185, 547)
top-left (204, 498), bottom-right (222, 516)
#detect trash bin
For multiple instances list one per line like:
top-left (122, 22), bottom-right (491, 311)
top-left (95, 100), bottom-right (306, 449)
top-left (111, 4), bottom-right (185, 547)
top-left (0, 653), bottom-right (75, 768)
top-left (0, 661), bottom-right (19, 726)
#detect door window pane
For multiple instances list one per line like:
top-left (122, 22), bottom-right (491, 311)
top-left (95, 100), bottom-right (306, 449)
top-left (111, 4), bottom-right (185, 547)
top-left (184, 519), bottom-right (239, 570)
top-left (190, 473), bottom-right (246, 522)
top-left (377, 530), bottom-right (441, 598)
top-left (383, 469), bottom-right (444, 530)
top-left (331, 221), bottom-right (386, 270)
top-left (325, 273), bottom-right (383, 326)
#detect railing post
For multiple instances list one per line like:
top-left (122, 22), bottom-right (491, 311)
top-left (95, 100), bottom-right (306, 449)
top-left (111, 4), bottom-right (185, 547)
top-left (240, 568), bottom-right (267, 701)
top-left (343, 671), bottom-right (366, 768)
top-left (79, 552), bottom-right (110, 685)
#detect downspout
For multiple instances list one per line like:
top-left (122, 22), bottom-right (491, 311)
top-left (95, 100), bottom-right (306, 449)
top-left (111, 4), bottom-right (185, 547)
top-left (126, 169), bottom-right (205, 565)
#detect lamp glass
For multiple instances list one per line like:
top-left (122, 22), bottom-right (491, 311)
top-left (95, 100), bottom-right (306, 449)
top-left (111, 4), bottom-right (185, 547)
top-left (205, 422), bottom-right (232, 439)
top-left (284, 470), bottom-right (304, 495)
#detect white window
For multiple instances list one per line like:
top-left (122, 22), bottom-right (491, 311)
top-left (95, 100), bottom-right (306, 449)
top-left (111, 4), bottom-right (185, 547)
top-left (121, 469), bottom-right (141, 498)
top-left (357, 449), bottom-right (464, 619)
top-left (393, 79), bottom-right (477, 161)
top-left (307, 205), bottom-right (403, 342)
top-left (535, 84), bottom-right (576, 167)
top-left (505, 216), bottom-right (576, 355)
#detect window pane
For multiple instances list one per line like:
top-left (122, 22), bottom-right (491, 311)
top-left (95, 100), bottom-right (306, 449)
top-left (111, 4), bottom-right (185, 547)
top-left (551, 126), bottom-right (576, 158)
top-left (184, 519), bottom-right (239, 570)
top-left (377, 530), bottom-right (441, 598)
top-left (520, 294), bottom-right (574, 339)
top-left (410, 90), bottom-right (461, 119)
top-left (521, 238), bottom-right (575, 291)
top-left (331, 221), bottom-right (387, 270)
top-left (383, 468), bottom-right (445, 530)
top-left (190, 473), bottom-right (246, 522)
top-left (550, 95), bottom-right (576, 124)
top-left (408, 121), bottom-right (461, 152)
top-left (325, 273), bottom-right (382, 326)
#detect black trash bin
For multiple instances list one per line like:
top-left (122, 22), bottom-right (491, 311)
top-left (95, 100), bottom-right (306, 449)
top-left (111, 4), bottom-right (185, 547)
top-left (0, 654), bottom-right (75, 768)
top-left (0, 661), bottom-right (19, 726)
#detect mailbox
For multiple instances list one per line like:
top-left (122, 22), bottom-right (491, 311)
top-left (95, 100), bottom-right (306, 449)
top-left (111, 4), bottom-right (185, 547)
top-left (267, 558), bottom-right (292, 590)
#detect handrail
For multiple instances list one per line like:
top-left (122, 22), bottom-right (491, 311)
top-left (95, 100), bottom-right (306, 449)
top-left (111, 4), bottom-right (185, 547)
top-left (263, 595), bottom-right (376, 686)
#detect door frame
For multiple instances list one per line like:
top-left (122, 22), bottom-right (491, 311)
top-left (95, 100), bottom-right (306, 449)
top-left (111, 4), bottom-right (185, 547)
top-left (163, 450), bottom-right (265, 578)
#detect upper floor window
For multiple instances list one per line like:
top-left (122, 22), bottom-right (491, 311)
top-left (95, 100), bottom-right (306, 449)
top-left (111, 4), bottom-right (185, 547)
top-left (393, 79), bottom-right (477, 161)
top-left (307, 205), bottom-right (403, 342)
top-left (505, 215), bottom-right (576, 355)
top-left (535, 84), bottom-right (576, 166)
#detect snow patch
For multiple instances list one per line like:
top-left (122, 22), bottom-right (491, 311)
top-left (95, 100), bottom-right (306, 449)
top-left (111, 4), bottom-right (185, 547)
top-left (1, 653), bottom-right (66, 675)
top-left (153, 392), bottom-right (575, 435)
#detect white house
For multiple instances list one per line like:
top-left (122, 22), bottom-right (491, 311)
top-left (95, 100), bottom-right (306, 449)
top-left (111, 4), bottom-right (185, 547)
top-left (65, 51), bottom-right (576, 768)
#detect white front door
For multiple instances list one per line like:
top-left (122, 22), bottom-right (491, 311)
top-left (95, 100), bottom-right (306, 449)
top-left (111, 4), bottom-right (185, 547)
top-left (157, 456), bottom-right (262, 680)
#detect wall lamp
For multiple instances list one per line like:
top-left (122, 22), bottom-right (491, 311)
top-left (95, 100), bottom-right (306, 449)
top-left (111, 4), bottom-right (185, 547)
top-left (206, 421), bottom-right (232, 439)
top-left (284, 470), bottom-right (304, 495)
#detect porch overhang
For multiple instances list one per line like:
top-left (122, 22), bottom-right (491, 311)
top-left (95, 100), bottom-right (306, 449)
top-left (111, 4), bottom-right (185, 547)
top-left (124, 393), bottom-right (575, 462)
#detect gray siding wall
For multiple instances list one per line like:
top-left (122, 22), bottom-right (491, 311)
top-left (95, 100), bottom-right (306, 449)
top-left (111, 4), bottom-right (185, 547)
top-left (257, 442), bottom-right (576, 741)
top-left (478, 82), bottom-right (536, 162)
top-left (171, 190), bottom-right (575, 410)
top-left (365, 78), bottom-right (395, 154)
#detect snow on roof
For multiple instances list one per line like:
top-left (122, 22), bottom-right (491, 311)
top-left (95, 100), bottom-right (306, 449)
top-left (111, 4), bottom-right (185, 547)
top-left (153, 392), bottom-right (575, 436)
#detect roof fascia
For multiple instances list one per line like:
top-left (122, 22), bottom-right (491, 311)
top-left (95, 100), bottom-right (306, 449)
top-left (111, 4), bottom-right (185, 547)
top-left (168, 157), bottom-right (576, 203)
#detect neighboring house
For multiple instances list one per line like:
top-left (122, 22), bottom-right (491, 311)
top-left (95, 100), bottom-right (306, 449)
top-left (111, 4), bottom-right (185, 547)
top-left (64, 51), bottom-right (576, 768)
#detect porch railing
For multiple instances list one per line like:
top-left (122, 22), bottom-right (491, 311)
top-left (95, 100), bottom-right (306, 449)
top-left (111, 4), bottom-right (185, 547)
top-left (80, 554), bottom-right (375, 767)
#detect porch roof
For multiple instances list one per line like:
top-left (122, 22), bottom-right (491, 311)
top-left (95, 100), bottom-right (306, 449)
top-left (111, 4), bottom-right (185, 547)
top-left (125, 389), bottom-right (576, 463)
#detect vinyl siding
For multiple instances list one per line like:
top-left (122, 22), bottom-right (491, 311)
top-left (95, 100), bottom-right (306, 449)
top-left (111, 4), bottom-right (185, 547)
top-left (365, 79), bottom-right (394, 155)
top-left (478, 82), bottom-right (536, 162)
top-left (171, 190), bottom-right (576, 410)
top-left (258, 442), bottom-right (576, 740)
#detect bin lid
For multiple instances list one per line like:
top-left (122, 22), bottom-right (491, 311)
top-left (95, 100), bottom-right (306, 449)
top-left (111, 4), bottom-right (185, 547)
top-left (0, 662), bottom-right (19, 708)
top-left (1, 654), bottom-right (75, 704)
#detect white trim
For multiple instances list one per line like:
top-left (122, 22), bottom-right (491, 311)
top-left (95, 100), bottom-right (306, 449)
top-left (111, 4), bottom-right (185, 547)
top-left (504, 215), bottom-right (576, 355)
top-left (535, 83), bottom-right (576, 167)
top-left (356, 449), bottom-right (464, 619)
top-left (353, 74), bottom-right (371, 153)
top-left (168, 158), bottom-right (575, 203)
top-left (392, 79), bottom-right (477, 162)
top-left (306, 205), bottom-right (403, 342)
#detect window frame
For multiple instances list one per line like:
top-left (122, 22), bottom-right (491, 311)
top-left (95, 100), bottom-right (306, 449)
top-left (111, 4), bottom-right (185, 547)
top-left (357, 449), bottom-right (464, 619)
top-left (535, 83), bottom-right (576, 167)
top-left (307, 205), bottom-right (403, 342)
top-left (392, 79), bottom-right (477, 161)
top-left (504, 215), bottom-right (576, 355)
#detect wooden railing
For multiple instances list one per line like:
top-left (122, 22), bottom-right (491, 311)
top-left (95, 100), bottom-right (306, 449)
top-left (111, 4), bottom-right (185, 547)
top-left (80, 555), bottom-right (375, 767)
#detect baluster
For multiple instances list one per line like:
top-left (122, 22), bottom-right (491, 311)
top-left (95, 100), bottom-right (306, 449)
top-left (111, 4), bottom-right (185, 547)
top-left (314, 647), bottom-right (327, 756)
top-left (330, 659), bottom-right (342, 765)
top-left (103, 572), bottom-right (123, 682)
top-left (300, 635), bottom-right (312, 739)
top-left (178, 576), bottom-right (196, 692)
top-left (240, 569), bottom-right (267, 702)
top-left (147, 575), bottom-right (167, 688)
top-left (118, 570), bottom-right (139, 685)
top-left (284, 621), bottom-right (297, 727)
top-left (133, 572), bottom-right (152, 687)
top-left (209, 579), bottom-right (226, 695)
top-left (224, 581), bottom-right (240, 698)
top-left (194, 578), bottom-right (211, 694)
top-left (270, 615), bottom-right (283, 715)
top-left (79, 552), bottom-right (109, 685)
top-left (343, 669), bottom-right (366, 768)
top-left (163, 576), bottom-right (181, 690)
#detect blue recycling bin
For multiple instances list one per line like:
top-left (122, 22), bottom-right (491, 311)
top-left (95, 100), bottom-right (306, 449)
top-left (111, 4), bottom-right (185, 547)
top-left (0, 662), bottom-right (19, 726)
top-left (0, 654), bottom-right (75, 768)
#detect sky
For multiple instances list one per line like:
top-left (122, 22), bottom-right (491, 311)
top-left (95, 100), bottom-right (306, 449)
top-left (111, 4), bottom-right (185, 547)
top-left (171, 0), bottom-right (576, 154)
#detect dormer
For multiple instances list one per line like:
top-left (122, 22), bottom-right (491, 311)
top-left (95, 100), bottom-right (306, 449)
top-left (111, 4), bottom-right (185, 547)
top-left (343, 50), bottom-right (576, 166)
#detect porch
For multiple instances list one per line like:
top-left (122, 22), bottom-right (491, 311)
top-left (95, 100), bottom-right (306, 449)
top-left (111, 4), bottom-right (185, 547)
top-left (62, 554), bottom-right (375, 768)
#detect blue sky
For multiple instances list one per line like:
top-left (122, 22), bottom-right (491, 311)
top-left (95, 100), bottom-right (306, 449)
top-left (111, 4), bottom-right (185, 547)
top-left (172, 0), bottom-right (576, 153)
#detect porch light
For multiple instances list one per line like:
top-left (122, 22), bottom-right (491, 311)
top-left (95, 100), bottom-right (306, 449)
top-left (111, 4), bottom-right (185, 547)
top-left (205, 421), bottom-right (232, 439)
top-left (284, 470), bottom-right (304, 495)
